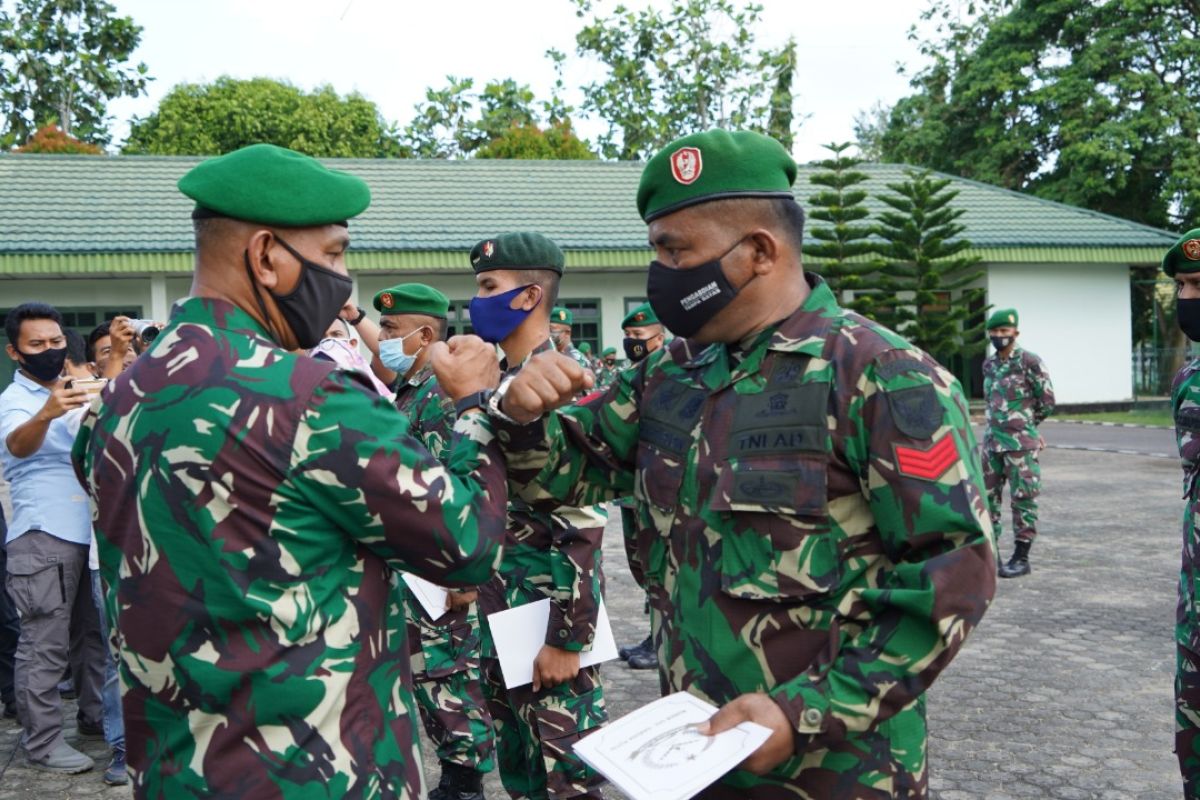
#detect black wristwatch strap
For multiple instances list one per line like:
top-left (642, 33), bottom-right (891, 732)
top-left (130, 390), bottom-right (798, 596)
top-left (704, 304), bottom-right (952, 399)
top-left (455, 390), bottom-right (492, 417)
top-left (348, 306), bottom-right (367, 326)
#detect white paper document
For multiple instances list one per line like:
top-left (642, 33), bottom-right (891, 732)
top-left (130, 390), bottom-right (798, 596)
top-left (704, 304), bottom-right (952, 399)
top-left (400, 573), bottom-right (449, 621)
top-left (487, 598), bottom-right (618, 689)
top-left (571, 691), bottom-right (772, 800)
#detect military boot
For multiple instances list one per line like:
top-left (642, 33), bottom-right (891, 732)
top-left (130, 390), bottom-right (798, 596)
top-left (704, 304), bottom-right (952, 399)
top-left (998, 540), bottom-right (1032, 579)
top-left (428, 762), bottom-right (485, 800)
top-left (618, 635), bottom-right (652, 661)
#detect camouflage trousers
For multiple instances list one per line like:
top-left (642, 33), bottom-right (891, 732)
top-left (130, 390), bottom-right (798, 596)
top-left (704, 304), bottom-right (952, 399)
top-left (982, 448), bottom-right (1041, 543)
top-left (1178, 643), bottom-right (1200, 797)
top-left (402, 585), bottom-right (495, 774)
top-left (481, 658), bottom-right (607, 800)
top-left (697, 696), bottom-right (928, 799)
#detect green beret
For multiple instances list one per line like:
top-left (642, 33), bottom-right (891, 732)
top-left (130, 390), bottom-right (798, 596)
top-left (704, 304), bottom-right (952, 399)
top-left (637, 129), bottom-right (797, 223)
top-left (602, 347), bottom-right (617, 357)
top-left (178, 143), bottom-right (370, 226)
top-left (550, 307), bottom-right (573, 326)
top-left (986, 308), bottom-right (1019, 330)
top-left (373, 283), bottom-right (449, 318)
top-left (622, 303), bottom-right (659, 329)
top-left (579, 342), bottom-right (592, 354)
top-left (470, 232), bottom-right (563, 274)
top-left (1163, 228), bottom-right (1200, 277)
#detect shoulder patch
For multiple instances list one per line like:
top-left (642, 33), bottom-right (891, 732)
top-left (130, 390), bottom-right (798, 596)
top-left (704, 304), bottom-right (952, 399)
top-left (887, 384), bottom-right (943, 439)
top-left (893, 434), bottom-right (958, 481)
top-left (875, 354), bottom-right (934, 382)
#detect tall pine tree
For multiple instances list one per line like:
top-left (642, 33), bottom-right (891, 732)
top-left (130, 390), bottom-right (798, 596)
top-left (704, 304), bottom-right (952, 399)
top-left (873, 170), bottom-right (987, 372)
top-left (801, 142), bottom-right (884, 317)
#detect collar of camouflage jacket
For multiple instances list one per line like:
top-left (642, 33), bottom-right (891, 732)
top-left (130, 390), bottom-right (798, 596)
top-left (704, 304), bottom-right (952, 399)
top-left (501, 337), bottom-right (555, 374)
top-left (169, 296), bottom-right (276, 345)
top-left (669, 272), bottom-right (838, 378)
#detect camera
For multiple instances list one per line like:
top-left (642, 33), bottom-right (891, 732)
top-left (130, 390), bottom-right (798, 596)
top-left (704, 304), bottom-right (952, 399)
top-left (129, 319), bottom-right (161, 344)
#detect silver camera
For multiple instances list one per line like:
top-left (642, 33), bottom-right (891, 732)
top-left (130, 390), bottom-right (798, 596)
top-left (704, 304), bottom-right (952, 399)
top-left (129, 319), bottom-right (161, 344)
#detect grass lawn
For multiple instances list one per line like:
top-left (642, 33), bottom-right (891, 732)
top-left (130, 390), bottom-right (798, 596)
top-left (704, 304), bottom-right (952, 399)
top-left (1055, 409), bottom-right (1173, 427)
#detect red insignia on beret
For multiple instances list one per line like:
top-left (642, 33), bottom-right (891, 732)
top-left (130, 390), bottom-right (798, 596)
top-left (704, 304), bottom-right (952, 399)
top-left (1184, 239), bottom-right (1200, 261)
top-left (380, 293), bottom-right (394, 309)
top-left (670, 147), bottom-right (702, 185)
top-left (893, 435), bottom-right (958, 482)
top-left (633, 312), bottom-right (645, 322)
top-left (483, 240), bottom-right (496, 258)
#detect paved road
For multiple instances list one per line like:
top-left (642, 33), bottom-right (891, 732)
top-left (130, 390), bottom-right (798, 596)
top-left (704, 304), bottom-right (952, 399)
top-left (0, 445), bottom-right (1185, 798)
top-left (1039, 419), bottom-right (1177, 459)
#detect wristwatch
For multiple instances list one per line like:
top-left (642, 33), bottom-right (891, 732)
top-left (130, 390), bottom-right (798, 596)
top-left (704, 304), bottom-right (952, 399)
top-left (454, 390), bottom-right (493, 418)
top-left (487, 374), bottom-right (527, 424)
top-left (346, 306), bottom-right (367, 326)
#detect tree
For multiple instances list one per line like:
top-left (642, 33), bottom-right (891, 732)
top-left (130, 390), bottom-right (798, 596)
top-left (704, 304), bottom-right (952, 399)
top-left (122, 77), bottom-right (404, 157)
top-left (0, 0), bottom-right (150, 149)
top-left (570, 0), bottom-right (799, 160)
top-left (403, 76), bottom-right (595, 159)
top-left (801, 143), bottom-right (883, 316)
top-left (869, 0), bottom-right (1200, 230)
top-left (14, 122), bottom-right (101, 153)
top-left (872, 170), bottom-right (987, 370)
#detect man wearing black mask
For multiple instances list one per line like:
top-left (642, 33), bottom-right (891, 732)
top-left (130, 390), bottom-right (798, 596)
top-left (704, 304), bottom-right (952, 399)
top-left (1166, 229), bottom-right (1200, 796)
top-left (1, 302), bottom-right (99, 774)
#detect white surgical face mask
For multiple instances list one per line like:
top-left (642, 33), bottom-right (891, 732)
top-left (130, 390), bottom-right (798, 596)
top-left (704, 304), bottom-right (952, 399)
top-left (379, 328), bottom-right (425, 374)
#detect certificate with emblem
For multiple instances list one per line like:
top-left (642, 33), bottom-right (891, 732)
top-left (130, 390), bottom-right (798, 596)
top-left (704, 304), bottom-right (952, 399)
top-left (571, 691), bottom-right (771, 800)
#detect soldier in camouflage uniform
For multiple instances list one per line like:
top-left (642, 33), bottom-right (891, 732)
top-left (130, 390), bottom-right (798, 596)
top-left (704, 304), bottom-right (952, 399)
top-left (1165, 230), bottom-right (1200, 796)
top-left (981, 308), bottom-right (1055, 578)
top-left (374, 283), bottom-right (496, 800)
top-left (71, 144), bottom-right (510, 799)
top-left (593, 349), bottom-right (620, 392)
top-left (467, 233), bottom-right (608, 800)
top-left (486, 130), bottom-right (996, 798)
top-left (549, 308), bottom-right (591, 373)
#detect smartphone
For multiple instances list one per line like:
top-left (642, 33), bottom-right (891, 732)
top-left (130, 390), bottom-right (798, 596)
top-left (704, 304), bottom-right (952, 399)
top-left (66, 378), bottom-right (108, 395)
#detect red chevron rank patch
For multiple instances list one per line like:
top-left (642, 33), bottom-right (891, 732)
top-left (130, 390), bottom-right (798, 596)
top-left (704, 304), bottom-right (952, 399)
top-left (893, 434), bottom-right (959, 481)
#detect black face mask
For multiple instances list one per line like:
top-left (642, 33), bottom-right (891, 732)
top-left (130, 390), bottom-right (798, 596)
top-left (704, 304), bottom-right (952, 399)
top-left (646, 237), bottom-right (748, 339)
top-left (245, 236), bottom-right (353, 349)
top-left (1180, 299), bottom-right (1200, 342)
top-left (17, 346), bottom-right (67, 382)
top-left (989, 335), bottom-right (1014, 352)
top-left (624, 336), bottom-right (651, 362)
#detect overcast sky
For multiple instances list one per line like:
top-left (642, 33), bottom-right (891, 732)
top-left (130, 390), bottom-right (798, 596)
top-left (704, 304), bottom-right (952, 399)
top-left (106, 0), bottom-right (938, 163)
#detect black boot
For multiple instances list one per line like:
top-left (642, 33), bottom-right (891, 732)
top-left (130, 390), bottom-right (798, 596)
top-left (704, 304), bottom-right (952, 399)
top-left (428, 762), bottom-right (484, 800)
top-left (998, 540), bottom-right (1032, 579)
top-left (619, 635), bottom-right (652, 661)
top-left (627, 637), bottom-right (659, 670)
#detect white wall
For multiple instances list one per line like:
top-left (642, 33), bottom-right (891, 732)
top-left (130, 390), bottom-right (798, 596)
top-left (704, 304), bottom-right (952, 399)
top-left (986, 263), bottom-right (1132, 404)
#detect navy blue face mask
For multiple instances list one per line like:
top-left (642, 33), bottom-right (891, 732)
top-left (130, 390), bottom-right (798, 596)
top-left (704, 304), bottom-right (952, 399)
top-left (468, 285), bottom-right (540, 344)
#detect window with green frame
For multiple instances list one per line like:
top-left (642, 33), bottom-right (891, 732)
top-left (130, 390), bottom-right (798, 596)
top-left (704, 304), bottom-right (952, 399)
top-left (0, 305), bottom-right (141, 388)
top-left (446, 301), bottom-right (475, 338)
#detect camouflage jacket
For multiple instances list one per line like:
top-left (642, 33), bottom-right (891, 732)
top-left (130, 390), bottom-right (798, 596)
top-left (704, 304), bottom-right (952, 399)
top-left (496, 275), bottom-right (995, 761)
top-left (594, 362), bottom-right (621, 392)
top-left (982, 346), bottom-right (1055, 451)
top-left (479, 338), bottom-right (606, 656)
top-left (563, 344), bottom-right (592, 373)
top-left (72, 298), bottom-right (508, 800)
top-left (1174, 357), bottom-right (1200, 649)
top-left (394, 363), bottom-right (455, 462)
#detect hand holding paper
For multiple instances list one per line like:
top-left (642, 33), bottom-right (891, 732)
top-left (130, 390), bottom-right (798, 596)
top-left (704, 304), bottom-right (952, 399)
top-left (696, 692), bottom-right (796, 775)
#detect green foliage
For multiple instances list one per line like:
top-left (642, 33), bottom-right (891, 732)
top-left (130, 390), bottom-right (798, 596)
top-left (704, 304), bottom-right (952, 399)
top-left (868, 0), bottom-right (1200, 230)
top-left (0, 0), bottom-right (150, 149)
top-left (122, 77), bottom-right (403, 157)
top-left (14, 122), bottom-right (101, 153)
top-left (801, 142), bottom-right (883, 316)
top-left (570, 0), bottom-right (799, 160)
top-left (403, 75), bottom-right (595, 160)
top-left (872, 170), bottom-right (987, 365)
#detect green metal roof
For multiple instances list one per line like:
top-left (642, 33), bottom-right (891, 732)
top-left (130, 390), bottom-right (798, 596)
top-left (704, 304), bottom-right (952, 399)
top-left (0, 154), bottom-right (1176, 274)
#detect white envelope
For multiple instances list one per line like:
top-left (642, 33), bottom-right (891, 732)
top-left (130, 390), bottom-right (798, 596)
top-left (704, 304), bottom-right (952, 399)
top-left (401, 573), bottom-right (449, 621)
top-left (487, 598), bottom-right (618, 689)
top-left (571, 691), bottom-right (772, 800)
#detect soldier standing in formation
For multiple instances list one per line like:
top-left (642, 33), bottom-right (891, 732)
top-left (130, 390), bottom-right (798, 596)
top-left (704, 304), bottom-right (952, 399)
top-left (1166, 229), bottom-right (1200, 796)
top-left (593, 348), bottom-right (620, 391)
top-left (549, 307), bottom-right (591, 372)
top-left (374, 283), bottom-right (497, 800)
top-left (981, 308), bottom-right (1056, 578)
top-left (72, 144), bottom-right (510, 799)
top-left (485, 130), bottom-right (995, 798)
top-left (466, 233), bottom-right (609, 800)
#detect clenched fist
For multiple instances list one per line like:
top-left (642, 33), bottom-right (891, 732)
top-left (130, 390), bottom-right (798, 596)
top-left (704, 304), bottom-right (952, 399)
top-left (429, 335), bottom-right (501, 402)
top-left (498, 350), bottom-right (594, 424)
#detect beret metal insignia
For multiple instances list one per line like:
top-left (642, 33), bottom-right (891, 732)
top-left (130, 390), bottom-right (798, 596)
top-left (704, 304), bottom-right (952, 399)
top-left (381, 293), bottom-right (394, 309)
top-left (483, 240), bottom-right (496, 258)
top-left (670, 147), bottom-right (702, 185)
top-left (1184, 239), bottom-right (1200, 261)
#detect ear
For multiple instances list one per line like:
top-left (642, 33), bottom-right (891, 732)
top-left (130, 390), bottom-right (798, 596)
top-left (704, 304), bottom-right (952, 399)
top-left (746, 229), bottom-right (780, 275)
top-left (419, 326), bottom-right (435, 346)
top-left (5, 343), bottom-right (18, 362)
top-left (349, 337), bottom-right (360, 349)
top-left (246, 229), bottom-right (281, 291)
top-left (517, 284), bottom-right (543, 312)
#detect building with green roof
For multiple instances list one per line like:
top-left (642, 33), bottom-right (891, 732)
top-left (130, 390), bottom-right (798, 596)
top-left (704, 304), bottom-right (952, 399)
top-left (0, 154), bottom-right (1176, 401)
